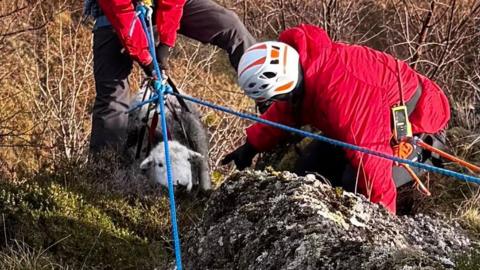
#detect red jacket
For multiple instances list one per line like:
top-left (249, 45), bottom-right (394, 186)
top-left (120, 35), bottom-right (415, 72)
top-left (97, 0), bottom-right (186, 66)
top-left (246, 25), bottom-right (450, 213)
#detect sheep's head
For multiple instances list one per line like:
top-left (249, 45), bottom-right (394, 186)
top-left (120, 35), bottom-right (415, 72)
top-left (139, 141), bottom-right (203, 192)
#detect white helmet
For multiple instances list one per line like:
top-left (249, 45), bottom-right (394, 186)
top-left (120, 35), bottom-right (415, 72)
top-left (237, 41), bottom-right (300, 102)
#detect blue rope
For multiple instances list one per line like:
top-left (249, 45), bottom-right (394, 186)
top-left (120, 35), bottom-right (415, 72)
top-left (137, 5), bottom-right (183, 270)
top-left (169, 91), bottom-right (480, 185)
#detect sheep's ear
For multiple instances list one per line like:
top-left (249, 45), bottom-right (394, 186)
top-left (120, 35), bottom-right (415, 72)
top-left (187, 149), bottom-right (203, 162)
top-left (140, 156), bottom-right (154, 169)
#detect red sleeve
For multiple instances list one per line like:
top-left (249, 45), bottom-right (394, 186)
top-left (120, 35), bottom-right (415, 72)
top-left (246, 101), bottom-right (296, 152)
top-left (97, 0), bottom-right (152, 66)
top-left (156, 0), bottom-right (187, 47)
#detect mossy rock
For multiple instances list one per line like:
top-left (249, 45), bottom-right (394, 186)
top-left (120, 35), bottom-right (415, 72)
top-left (255, 127), bottom-right (319, 172)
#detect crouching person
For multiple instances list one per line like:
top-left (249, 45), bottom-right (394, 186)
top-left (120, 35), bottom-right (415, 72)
top-left (221, 24), bottom-right (450, 214)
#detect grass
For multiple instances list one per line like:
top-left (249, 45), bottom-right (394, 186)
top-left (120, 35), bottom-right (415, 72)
top-left (457, 247), bottom-right (480, 270)
top-left (0, 155), bottom-right (208, 269)
top-left (462, 208), bottom-right (480, 234)
top-left (0, 240), bottom-right (68, 270)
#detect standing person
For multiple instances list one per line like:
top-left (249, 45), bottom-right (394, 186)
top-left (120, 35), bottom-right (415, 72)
top-left (83, 0), bottom-right (256, 153)
top-left (222, 24), bottom-right (450, 214)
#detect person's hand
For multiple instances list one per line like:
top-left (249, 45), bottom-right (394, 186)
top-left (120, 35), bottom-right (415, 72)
top-left (140, 60), bottom-right (155, 78)
top-left (256, 100), bottom-right (273, 114)
top-left (139, 43), bottom-right (170, 79)
top-left (156, 43), bottom-right (170, 71)
top-left (221, 141), bottom-right (258, 170)
top-left (139, 60), bottom-right (167, 83)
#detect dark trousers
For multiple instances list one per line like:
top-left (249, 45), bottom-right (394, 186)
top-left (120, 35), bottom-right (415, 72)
top-left (293, 133), bottom-right (446, 191)
top-left (90, 0), bottom-right (256, 153)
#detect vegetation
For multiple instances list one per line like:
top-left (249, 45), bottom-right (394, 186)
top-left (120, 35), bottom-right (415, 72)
top-left (0, 0), bottom-right (478, 268)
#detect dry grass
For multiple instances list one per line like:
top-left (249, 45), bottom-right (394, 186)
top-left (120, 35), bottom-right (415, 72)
top-left (0, 240), bottom-right (69, 269)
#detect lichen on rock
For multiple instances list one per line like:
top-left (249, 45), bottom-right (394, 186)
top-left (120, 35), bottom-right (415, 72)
top-left (183, 170), bottom-right (474, 269)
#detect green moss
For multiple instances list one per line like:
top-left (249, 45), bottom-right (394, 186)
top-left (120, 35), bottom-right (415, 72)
top-left (457, 247), bottom-right (480, 270)
top-left (0, 163), bottom-right (205, 269)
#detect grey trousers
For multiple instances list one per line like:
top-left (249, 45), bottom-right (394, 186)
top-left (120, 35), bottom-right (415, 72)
top-left (90, 0), bottom-right (256, 153)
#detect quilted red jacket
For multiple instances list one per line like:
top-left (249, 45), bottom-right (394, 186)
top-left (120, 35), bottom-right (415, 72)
top-left (246, 24), bottom-right (450, 213)
top-left (97, 0), bottom-right (185, 66)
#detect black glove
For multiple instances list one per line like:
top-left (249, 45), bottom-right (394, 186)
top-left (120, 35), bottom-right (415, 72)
top-left (256, 100), bottom-right (273, 114)
top-left (140, 43), bottom-right (170, 78)
top-left (156, 43), bottom-right (170, 71)
top-left (221, 141), bottom-right (258, 170)
top-left (140, 61), bottom-right (155, 78)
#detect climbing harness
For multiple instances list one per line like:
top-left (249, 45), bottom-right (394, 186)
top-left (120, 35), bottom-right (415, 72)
top-left (391, 60), bottom-right (431, 195)
top-left (133, 79), bottom-right (195, 160)
top-left (165, 77), bottom-right (196, 151)
top-left (389, 63), bottom-right (478, 195)
top-left (392, 141), bottom-right (431, 196)
top-left (135, 79), bottom-right (156, 159)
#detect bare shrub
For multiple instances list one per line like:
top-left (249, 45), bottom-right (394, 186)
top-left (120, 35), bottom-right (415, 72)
top-left (0, 0), bottom-right (79, 174)
top-left (24, 12), bottom-right (93, 162)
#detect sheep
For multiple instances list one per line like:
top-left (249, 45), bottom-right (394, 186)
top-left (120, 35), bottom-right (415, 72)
top-left (127, 85), bottom-right (212, 191)
top-left (140, 140), bottom-right (204, 191)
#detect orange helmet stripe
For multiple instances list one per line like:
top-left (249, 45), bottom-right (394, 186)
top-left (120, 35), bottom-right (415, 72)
top-left (283, 46), bottom-right (288, 74)
top-left (275, 81), bottom-right (294, 92)
top-left (271, 49), bottom-right (280, 59)
top-left (239, 57), bottom-right (267, 77)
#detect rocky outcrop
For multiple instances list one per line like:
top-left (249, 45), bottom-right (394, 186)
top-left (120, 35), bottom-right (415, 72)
top-left (182, 170), bottom-right (474, 269)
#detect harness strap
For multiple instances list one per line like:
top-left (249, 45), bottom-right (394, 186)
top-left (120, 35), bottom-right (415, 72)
top-left (401, 163), bottom-right (431, 196)
top-left (135, 82), bottom-right (173, 159)
top-left (165, 98), bottom-right (194, 149)
top-left (147, 111), bottom-right (160, 152)
top-left (406, 81), bottom-right (423, 116)
top-left (135, 82), bottom-right (153, 159)
top-left (167, 77), bottom-right (191, 113)
top-left (416, 138), bottom-right (480, 173)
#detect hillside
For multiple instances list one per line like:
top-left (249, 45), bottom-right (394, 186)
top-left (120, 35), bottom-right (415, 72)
top-left (0, 0), bottom-right (479, 269)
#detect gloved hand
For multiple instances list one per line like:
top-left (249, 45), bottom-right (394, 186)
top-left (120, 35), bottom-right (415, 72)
top-left (256, 100), bottom-right (273, 114)
top-left (139, 43), bottom-right (170, 78)
top-left (221, 141), bottom-right (258, 170)
top-left (156, 43), bottom-right (170, 71)
top-left (140, 60), bottom-right (155, 78)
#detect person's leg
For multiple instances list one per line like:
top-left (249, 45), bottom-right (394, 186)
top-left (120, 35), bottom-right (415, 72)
top-left (90, 27), bottom-right (133, 154)
top-left (178, 0), bottom-right (256, 70)
top-left (294, 140), bottom-right (349, 188)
